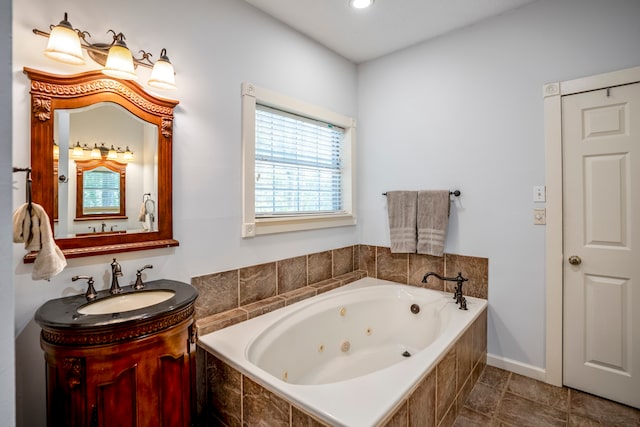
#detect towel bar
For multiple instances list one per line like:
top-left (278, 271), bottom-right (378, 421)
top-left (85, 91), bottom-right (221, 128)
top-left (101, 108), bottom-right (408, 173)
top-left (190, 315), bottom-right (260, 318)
top-left (382, 190), bottom-right (461, 197)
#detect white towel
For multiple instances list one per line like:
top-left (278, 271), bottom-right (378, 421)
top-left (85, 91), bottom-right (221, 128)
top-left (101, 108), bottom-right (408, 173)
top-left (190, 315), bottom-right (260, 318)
top-left (416, 190), bottom-right (450, 257)
top-left (386, 191), bottom-right (418, 253)
top-left (13, 203), bottom-right (67, 280)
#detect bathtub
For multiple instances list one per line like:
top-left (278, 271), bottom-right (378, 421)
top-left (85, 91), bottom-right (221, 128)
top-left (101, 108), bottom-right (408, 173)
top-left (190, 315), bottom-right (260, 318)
top-left (198, 277), bottom-right (487, 426)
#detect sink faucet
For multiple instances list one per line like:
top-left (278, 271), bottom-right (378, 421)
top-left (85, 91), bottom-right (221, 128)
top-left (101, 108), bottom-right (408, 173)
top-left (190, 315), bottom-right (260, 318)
top-left (422, 271), bottom-right (469, 310)
top-left (101, 222), bottom-right (107, 232)
top-left (110, 258), bottom-right (123, 294)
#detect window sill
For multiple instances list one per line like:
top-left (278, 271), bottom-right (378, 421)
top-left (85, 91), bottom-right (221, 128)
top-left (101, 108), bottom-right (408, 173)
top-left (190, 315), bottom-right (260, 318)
top-left (243, 213), bottom-right (357, 237)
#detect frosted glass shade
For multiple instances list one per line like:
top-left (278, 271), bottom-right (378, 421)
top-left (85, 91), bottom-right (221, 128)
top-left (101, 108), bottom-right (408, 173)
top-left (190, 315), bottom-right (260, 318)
top-left (123, 147), bottom-right (134, 162)
top-left (103, 44), bottom-right (137, 80)
top-left (44, 21), bottom-right (85, 65)
top-left (71, 142), bottom-right (84, 159)
top-left (148, 52), bottom-right (176, 90)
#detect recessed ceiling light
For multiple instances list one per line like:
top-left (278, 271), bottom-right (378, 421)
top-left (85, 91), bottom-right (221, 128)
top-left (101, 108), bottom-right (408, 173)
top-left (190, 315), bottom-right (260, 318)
top-left (350, 0), bottom-right (374, 9)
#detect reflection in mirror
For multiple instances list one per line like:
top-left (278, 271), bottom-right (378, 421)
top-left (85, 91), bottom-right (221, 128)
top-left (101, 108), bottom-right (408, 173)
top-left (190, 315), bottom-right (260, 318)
top-left (54, 102), bottom-right (158, 238)
top-left (25, 67), bottom-right (178, 261)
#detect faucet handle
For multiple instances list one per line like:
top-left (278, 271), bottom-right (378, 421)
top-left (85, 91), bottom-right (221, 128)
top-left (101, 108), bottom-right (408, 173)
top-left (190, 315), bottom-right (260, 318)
top-left (72, 275), bottom-right (97, 301)
top-left (133, 265), bottom-right (153, 290)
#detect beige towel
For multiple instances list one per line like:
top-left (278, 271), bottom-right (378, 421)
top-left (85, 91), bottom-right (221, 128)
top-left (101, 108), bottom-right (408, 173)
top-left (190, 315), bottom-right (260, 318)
top-left (13, 203), bottom-right (67, 280)
top-left (417, 190), bottom-right (450, 257)
top-left (387, 191), bottom-right (418, 253)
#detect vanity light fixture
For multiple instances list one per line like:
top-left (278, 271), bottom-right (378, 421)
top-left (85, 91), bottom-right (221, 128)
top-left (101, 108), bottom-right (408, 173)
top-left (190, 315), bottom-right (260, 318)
top-left (349, 0), bottom-right (374, 9)
top-left (34, 13), bottom-right (177, 89)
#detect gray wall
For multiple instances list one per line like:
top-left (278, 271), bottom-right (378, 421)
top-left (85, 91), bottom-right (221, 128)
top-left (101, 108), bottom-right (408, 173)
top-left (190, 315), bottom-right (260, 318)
top-left (357, 0), bottom-right (640, 369)
top-left (1, 0), bottom-right (15, 424)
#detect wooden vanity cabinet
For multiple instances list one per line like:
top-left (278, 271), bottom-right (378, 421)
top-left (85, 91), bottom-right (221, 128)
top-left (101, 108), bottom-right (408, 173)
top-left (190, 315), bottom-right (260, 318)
top-left (41, 313), bottom-right (196, 427)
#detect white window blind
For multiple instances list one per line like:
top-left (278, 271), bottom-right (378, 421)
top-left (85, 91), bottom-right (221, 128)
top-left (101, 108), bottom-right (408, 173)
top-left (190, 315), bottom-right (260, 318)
top-left (255, 104), bottom-right (345, 217)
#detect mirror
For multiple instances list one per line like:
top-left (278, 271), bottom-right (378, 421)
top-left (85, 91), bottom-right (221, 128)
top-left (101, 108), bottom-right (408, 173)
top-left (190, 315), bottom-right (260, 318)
top-left (24, 67), bottom-right (179, 261)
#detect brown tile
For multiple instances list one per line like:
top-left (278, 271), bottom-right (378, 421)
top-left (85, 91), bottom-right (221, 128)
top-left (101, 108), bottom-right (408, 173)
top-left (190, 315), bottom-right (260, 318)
top-left (457, 327), bottom-right (474, 393)
top-left (358, 245), bottom-right (377, 278)
top-left (333, 246), bottom-right (355, 276)
top-left (409, 253), bottom-right (445, 289)
top-left (243, 295), bottom-right (285, 319)
top-left (496, 392), bottom-right (567, 427)
top-left (195, 308), bottom-right (247, 336)
top-left (309, 278), bottom-right (341, 294)
top-left (192, 269), bottom-right (238, 318)
top-left (463, 382), bottom-right (502, 417)
top-left (472, 309), bottom-right (487, 365)
top-left (239, 262), bottom-right (277, 305)
top-left (308, 251), bottom-right (333, 284)
top-left (437, 346), bottom-right (458, 423)
top-left (292, 406), bottom-right (330, 426)
top-left (383, 401), bottom-right (408, 427)
top-left (444, 254), bottom-right (488, 299)
top-left (454, 407), bottom-right (497, 427)
top-left (243, 376), bottom-right (289, 427)
top-left (335, 270), bottom-right (364, 286)
top-left (206, 354), bottom-right (242, 427)
top-left (377, 246), bottom-right (408, 283)
top-left (439, 401), bottom-right (458, 427)
top-left (282, 286), bottom-right (317, 305)
top-left (570, 389), bottom-right (640, 426)
top-left (277, 255), bottom-right (307, 294)
top-left (479, 365), bottom-right (510, 391)
top-left (568, 414), bottom-right (601, 426)
top-left (409, 370), bottom-right (436, 426)
top-left (507, 373), bottom-right (568, 412)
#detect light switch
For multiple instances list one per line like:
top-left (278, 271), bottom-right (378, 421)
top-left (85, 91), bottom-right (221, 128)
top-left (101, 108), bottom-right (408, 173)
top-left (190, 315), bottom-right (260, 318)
top-left (533, 186), bottom-right (546, 202)
top-left (534, 208), bottom-right (546, 225)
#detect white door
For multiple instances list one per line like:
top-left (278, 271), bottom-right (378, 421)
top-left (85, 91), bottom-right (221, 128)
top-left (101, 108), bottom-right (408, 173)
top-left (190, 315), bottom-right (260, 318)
top-left (562, 82), bottom-right (640, 408)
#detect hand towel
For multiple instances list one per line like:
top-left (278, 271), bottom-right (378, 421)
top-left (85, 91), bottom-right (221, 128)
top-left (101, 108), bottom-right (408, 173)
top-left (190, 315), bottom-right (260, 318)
top-left (417, 190), bottom-right (450, 257)
top-left (386, 191), bottom-right (418, 253)
top-left (138, 202), bottom-right (147, 222)
top-left (13, 202), bottom-right (67, 280)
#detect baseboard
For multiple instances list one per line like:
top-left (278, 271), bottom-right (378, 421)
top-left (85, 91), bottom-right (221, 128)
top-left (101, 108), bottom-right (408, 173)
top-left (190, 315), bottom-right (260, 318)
top-left (486, 353), bottom-right (546, 382)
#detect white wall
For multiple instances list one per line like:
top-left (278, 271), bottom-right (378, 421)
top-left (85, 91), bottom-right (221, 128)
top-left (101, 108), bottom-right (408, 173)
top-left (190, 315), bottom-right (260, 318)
top-left (12, 0), bottom-right (357, 425)
top-left (357, 0), bottom-right (640, 371)
top-left (1, 0), bottom-right (16, 424)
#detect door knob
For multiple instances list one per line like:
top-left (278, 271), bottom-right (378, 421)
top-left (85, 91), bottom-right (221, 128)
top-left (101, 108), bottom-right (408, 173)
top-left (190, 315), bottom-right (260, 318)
top-left (568, 255), bottom-right (582, 265)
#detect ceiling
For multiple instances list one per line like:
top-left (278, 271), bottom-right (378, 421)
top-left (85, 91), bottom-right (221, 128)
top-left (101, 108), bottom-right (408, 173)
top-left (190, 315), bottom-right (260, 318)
top-left (245, 0), bottom-right (537, 63)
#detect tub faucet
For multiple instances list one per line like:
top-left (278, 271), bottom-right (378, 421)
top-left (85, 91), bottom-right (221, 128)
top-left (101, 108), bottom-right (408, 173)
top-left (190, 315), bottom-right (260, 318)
top-left (110, 258), bottom-right (123, 294)
top-left (422, 271), bottom-right (469, 310)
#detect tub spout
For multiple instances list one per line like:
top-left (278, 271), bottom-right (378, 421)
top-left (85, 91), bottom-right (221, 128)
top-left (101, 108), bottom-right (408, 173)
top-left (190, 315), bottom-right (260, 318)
top-left (422, 271), bottom-right (468, 310)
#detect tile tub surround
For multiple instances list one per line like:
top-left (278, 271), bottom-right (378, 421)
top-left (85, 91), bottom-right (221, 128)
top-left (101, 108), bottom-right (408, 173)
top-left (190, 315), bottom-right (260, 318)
top-left (201, 307), bottom-right (487, 426)
top-left (192, 245), bottom-right (488, 336)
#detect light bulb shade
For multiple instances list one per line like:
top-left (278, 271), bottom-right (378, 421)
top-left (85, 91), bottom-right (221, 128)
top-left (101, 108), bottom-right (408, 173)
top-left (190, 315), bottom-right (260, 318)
top-left (71, 142), bottom-right (84, 159)
top-left (102, 39), bottom-right (137, 80)
top-left (90, 144), bottom-right (101, 159)
top-left (350, 0), bottom-right (374, 8)
top-left (44, 15), bottom-right (85, 65)
top-left (53, 143), bottom-right (60, 159)
top-left (148, 49), bottom-right (176, 90)
top-left (123, 146), bottom-right (134, 161)
top-left (107, 145), bottom-right (118, 160)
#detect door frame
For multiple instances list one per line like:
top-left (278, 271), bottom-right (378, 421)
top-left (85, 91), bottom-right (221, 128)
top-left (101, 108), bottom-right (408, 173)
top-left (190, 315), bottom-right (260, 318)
top-left (543, 65), bottom-right (640, 387)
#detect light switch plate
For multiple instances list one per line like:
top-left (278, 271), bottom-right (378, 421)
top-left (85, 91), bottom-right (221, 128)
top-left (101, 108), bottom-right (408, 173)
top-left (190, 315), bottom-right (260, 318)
top-left (533, 185), bottom-right (546, 202)
top-left (534, 208), bottom-right (546, 225)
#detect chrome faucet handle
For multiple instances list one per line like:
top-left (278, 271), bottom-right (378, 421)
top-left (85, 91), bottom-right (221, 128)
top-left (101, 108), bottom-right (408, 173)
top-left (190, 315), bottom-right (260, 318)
top-left (72, 275), bottom-right (97, 301)
top-left (133, 264), bottom-right (153, 290)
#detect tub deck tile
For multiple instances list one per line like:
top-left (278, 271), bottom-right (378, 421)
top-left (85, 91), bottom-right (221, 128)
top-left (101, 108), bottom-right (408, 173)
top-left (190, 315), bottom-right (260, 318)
top-left (195, 308), bottom-right (248, 336)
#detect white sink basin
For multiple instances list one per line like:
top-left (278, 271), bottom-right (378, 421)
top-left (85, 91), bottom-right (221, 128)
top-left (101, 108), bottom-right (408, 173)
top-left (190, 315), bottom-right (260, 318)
top-left (78, 290), bottom-right (176, 315)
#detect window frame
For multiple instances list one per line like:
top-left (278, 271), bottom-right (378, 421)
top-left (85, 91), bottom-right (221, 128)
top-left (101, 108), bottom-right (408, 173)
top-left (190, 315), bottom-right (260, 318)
top-left (241, 82), bottom-right (356, 237)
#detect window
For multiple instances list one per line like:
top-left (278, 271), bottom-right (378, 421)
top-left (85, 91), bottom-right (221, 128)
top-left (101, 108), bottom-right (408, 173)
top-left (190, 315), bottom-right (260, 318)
top-left (242, 83), bottom-right (356, 236)
top-left (75, 159), bottom-right (127, 220)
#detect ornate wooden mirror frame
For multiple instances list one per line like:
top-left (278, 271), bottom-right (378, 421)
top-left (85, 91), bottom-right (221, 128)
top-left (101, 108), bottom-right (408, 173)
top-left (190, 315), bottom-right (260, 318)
top-left (24, 67), bottom-right (179, 261)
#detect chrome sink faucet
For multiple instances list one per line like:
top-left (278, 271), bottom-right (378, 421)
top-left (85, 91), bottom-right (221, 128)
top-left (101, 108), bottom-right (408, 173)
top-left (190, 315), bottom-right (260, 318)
top-left (110, 258), bottom-right (123, 294)
top-left (422, 271), bottom-right (469, 310)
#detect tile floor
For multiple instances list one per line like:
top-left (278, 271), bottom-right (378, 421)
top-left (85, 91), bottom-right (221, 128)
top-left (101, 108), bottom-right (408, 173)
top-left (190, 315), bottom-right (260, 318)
top-left (455, 366), bottom-right (640, 426)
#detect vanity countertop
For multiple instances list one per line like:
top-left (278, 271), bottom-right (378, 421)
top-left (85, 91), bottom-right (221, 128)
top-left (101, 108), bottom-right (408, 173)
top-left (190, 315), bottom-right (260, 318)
top-left (35, 279), bottom-right (198, 333)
